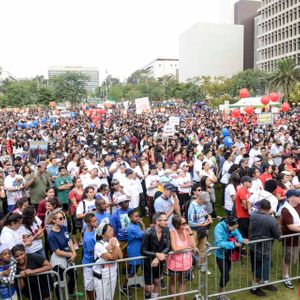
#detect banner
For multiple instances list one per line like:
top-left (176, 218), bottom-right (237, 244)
top-left (257, 112), bottom-right (273, 125)
top-left (29, 141), bottom-right (48, 164)
top-left (169, 116), bottom-right (180, 126)
top-left (163, 124), bottom-right (175, 137)
top-left (135, 97), bottom-right (151, 114)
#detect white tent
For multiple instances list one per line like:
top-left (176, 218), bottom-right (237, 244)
top-left (229, 97), bottom-right (280, 108)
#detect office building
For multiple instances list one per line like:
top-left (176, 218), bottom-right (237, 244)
top-left (257, 0), bottom-right (300, 71)
top-left (0, 68), bottom-right (17, 83)
top-left (48, 66), bottom-right (99, 92)
top-left (179, 22), bottom-right (244, 82)
top-left (234, 0), bottom-right (261, 69)
top-left (142, 58), bottom-right (179, 80)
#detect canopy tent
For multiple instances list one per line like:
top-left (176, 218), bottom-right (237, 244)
top-left (229, 97), bottom-right (281, 108)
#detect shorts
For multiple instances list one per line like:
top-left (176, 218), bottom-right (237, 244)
top-left (3, 292), bottom-right (18, 300)
top-left (129, 264), bottom-right (140, 277)
top-left (144, 260), bottom-right (164, 286)
top-left (119, 240), bottom-right (128, 258)
top-left (168, 269), bottom-right (192, 276)
top-left (83, 267), bottom-right (94, 291)
top-left (284, 245), bottom-right (300, 265)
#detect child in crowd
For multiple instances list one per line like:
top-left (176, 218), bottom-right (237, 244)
top-left (0, 244), bottom-right (17, 300)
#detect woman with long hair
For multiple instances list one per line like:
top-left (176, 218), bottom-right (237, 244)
top-left (224, 173), bottom-right (241, 216)
top-left (37, 187), bottom-right (58, 226)
top-left (200, 176), bottom-right (217, 218)
top-left (93, 223), bottom-right (123, 300)
top-left (76, 186), bottom-right (96, 221)
top-left (18, 206), bottom-right (45, 257)
top-left (168, 214), bottom-right (195, 300)
top-left (69, 177), bottom-right (84, 249)
top-left (13, 197), bottom-right (29, 215)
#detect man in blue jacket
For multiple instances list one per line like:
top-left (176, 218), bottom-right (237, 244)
top-left (214, 215), bottom-right (248, 300)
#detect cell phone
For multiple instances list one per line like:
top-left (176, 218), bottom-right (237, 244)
top-left (205, 215), bottom-right (209, 220)
top-left (34, 166), bottom-right (38, 176)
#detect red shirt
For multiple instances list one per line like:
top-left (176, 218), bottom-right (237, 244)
top-left (260, 173), bottom-right (272, 186)
top-left (235, 186), bottom-right (250, 219)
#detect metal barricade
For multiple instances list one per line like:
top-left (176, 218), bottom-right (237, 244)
top-left (204, 232), bottom-right (300, 299)
top-left (13, 270), bottom-right (62, 300)
top-left (62, 249), bottom-right (203, 300)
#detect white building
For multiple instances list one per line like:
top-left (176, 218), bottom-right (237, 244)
top-left (179, 22), bottom-right (244, 82)
top-left (256, 0), bottom-right (300, 71)
top-left (48, 66), bottom-right (99, 92)
top-left (143, 58), bottom-right (179, 80)
top-left (0, 68), bottom-right (17, 83)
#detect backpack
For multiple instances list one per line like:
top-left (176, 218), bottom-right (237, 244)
top-left (74, 200), bottom-right (86, 229)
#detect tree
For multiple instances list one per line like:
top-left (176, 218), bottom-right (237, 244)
top-left (127, 69), bottom-right (154, 84)
top-left (49, 72), bottom-right (88, 105)
top-left (37, 85), bottom-right (55, 105)
top-left (268, 58), bottom-right (300, 102)
top-left (290, 82), bottom-right (300, 104)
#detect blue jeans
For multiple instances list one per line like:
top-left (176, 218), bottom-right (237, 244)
top-left (8, 205), bottom-right (14, 212)
top-left (35, 248), bottom-right (46, 259)
top-left (250, 251), bottom-right (270, 281)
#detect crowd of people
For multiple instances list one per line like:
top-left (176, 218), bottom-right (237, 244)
top-left (0, 103), bottom-right (299, 300)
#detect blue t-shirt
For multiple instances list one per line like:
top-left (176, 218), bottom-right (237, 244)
top-left (127, 223), bottom-right (144, 265)
top-left (47, 225), bottom-right (70, 252)
top-left (110, 209), bottom-right (130, 241)
top-left (0, 264), bottom-right (16, 299)
top-left (82, 228), bottom-right (96, 265)
top-left (95, 211), bottom-right (111, 226)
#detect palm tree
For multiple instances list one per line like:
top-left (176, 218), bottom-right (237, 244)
top-left (268, 58), bottom-right (300, 102)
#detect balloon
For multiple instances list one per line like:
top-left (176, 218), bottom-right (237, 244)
top-left (70, 112), bottom-right (76, 118)
top-left (52, 122), bottom-right (57, 127)
top-left (281, 103), bottom-right (290, 112)
top-left (49, 117), bottom-right (54, 123)
top-left (41, 117), bottom-right (46, 124)
top-left (221, 128), bottom-right (229, 137)
top-left (89, 110), bottom-right (94, 116)
top-left (240, 88), bottom-right (249, 98)
top-left (29, 123), bottom-right (34, 129)
top-left (244, 106), bottom-right (254, 116)
top-left (17, 122), bottom-right (22, 128)
top-left (270, 92), bottom-right (279, 102)
top-left (224, 136), bottom-right (233, 147)
top-left (90, 122), bottom-right (95, 128)
top-left (22, 123), bottom-right (27, 129)
top-left (232, 109), bottom-right (240, 118)
top-left (33, 120), bottom-right (39, 127)
top-left (261, 95), bottom-right (270, 106)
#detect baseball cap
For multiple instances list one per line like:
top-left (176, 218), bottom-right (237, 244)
top-left (0, 244), bottom-right (9, 255)
top-left (95, 221), bottom-right (110, 237)
top-left (179, 162), bottom-right (188, 169)
top-left (281, 171), bottom-right (291, 176)
top-left (253, 157), bottom-right (262, 163)
top-left (164, 183), bottom-right (177, 192)
top-left (149, 164), bottom-right (157, 170)
top-left (241, 176), bottom-right (252, 183)
top-left (286, 190), bottom-right (300, 198)
top-left (116, 195), bottom-right (131, 204)
top-left (159, 176), bottom-right (171, 184)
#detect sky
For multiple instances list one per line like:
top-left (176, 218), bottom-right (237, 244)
top-left (0, 0), bottom-right (240, 82)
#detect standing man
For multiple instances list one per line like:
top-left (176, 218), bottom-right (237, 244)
top-left (278, 190), bottom-right (300, 289)
top-left (55, 166), bottom-right (73, 210)
top-left (270, 140), bottom-right (283, 167)
top-left (235, 176), bottom-right (252, 239)
top-left (249, 199), bottom-right (281, 296)
top-left (154, 183), bottom-right (180, 228)
top-left (141, 212), bottom-right (170, 299)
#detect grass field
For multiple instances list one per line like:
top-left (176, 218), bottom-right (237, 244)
top-left (64, 186), bottom-right (300, 299)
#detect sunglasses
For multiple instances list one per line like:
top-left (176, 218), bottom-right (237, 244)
top-left (159, 219), bottom-right (168, 222)
top-left (10, 170), bottom-right (16, 172)
top-left (56, 216), bottom-right (65, 221)
top-left (196, 188), bottom-right (202, 192)
top-left (181, 222), bottom-right (187, 225)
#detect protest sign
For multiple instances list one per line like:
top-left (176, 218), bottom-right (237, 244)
top-left (135, 97), bottom-right (150, 114)
top-left (29, 141), bottom-right (48, 164)
top-left (257, 112), bottom-right (273, 125)
top-left (169, 116), bottom-right (180, 126)
top-left (163, 124), bottom-right (175, 137)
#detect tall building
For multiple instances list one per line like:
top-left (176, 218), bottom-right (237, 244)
top-left (179, 22), bottom-right (244, 82)
top-left (142, 58), bottom-right (179, 80)
top-left (48, 66), bottom-right (99, 92)
top-left (257, 0), bottom-right (300, 71)
top-left (0, 67), bottom-right (17, 83)
top-left (234, 0), bottom-right (261, 69)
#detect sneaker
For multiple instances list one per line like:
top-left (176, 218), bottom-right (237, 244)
top-left (250, 287), bottom-right (266, 297)
top-left (69, 291), bottom-right (84, 297)
top-left (160, 278), bottom-right (167, 290)
top-left (262, 284), bottom-right (278, 292)
top-left (284, 279), bottom-right (294, 289)
top-left (120, 286), bottom-right (133, 298)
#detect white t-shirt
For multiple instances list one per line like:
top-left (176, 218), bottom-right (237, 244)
top-left (145, 174), bottom-right (160, 197)
top-left (110, 161), bottom-right (130, 179)
top-left (154, 196), bottom-right (174, 228)
top-left (193, 159), bottom-right (202, 182)
top-left (85, 177), bottom-right (101, 191)
top-left (249, 178), bottom-right (263, 194)
top-left (80, 173), bottom-right (92, 189)
top-left (120, 177), bottom-right (142, 209)
top-left (249, 190), bottom-right (278, 213)
top-left (93, 240), bottom-right (119, 273)
top-left (98, 167), bottom-right (109, 186)
top-left (134, 165), bottom-right (149, 180)
top-left (67, 161), bottom-right (79, 178)
top-left (224, 184), bottom-right (236, 211)
top-left (292, 176), bottom-right (300, 187)
top-left (18, 216), bottom-right (43, 253)
top-left (76, 199), bottom-right (96, 215)
top-left (0, 226), bottom-right (22, 249)
top-left (177, 173), bottom-right (192, 194)
top-left (4, 175), bottom-right (25, 205)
